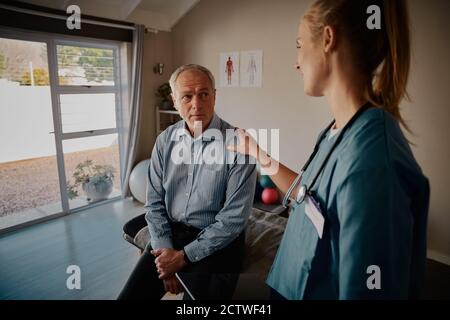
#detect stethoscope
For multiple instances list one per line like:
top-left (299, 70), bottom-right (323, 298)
top-left (282, 102), bottom-right (372, 208)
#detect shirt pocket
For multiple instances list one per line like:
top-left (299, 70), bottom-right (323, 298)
top-left (293, 203), bottom-right (321, 271)
top-left (267, 202), bottom-right (322, 299)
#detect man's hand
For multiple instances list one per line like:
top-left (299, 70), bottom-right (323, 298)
top-left (151, 248), bottom-right (187, 279)
top-left (163, 275), bottom-right (183, 295)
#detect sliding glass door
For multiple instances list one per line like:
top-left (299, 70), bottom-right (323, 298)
top-left (0, 30), bottom-right (125, 230)
top-left (0, 36), bottom-right (62, 230)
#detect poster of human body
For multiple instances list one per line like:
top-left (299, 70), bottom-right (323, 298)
top-left (240, 50), bottom-right (263, 87)
top-left (220, 52), bottom-right (239, 87)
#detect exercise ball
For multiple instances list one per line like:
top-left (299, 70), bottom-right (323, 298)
top-left (261, 188), bottom-right (279, 205)
top-left (260, 175), bottom-right (275, 189)
top-left (129, 159), bottom-right (150, 204)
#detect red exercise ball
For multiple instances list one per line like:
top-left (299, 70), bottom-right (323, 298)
top-left (261, 188), bottom-right (279, 205)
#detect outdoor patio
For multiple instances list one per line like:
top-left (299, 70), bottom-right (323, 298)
top-left (0, 145), bottom-right (121, 229)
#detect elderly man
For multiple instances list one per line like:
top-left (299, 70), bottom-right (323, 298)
top-left (118, 64), bottom-right (257, 300)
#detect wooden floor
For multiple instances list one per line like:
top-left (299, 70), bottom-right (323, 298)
top-left (0, 198), bottom-right (144, 300)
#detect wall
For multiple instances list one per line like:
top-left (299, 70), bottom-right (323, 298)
top-left (0, 82), bottom-right (55, 163)
top-left (169, 0), bottom-right (450, 262)
top-left (172, 0), bottom-right (326, 172)
top-left (0, 81), bottom-right (116, 163)
top-left (403, 0), bottom-right (450, 263)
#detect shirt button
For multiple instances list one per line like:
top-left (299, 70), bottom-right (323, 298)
top-left (185, 193), bottom-right (189, 196)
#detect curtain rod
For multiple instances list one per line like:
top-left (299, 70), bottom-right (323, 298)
top-left (0, 3), bottom-right (142, 31)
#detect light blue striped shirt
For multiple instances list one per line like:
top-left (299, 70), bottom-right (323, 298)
top-left (145, 113), bottom-right (257, 263)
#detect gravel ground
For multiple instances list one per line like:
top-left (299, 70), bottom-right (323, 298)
top-left (0, 146), bottom-right (121, 217)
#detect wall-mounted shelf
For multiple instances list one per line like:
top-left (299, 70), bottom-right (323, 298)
top-left (159, 109), bottom-right (179, 115)
top-left (155, 106), bottom-right (182, 136)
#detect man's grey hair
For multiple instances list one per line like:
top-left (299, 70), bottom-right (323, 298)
top-left (169, 64), bottom-right (216, 95)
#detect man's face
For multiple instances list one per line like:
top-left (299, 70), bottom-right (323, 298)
top-left (172, 69), bottom-right (216, 135)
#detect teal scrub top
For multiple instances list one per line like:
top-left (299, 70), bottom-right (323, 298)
top-left (266, 108), bottom-right (430, 300)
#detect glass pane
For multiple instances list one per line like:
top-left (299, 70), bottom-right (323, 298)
top-left (0, 37), bottom-right (50, 86)
top-left (63, 134), bottom-right (121, 210)
top-left (60, 93), bottom-right (117, 133)
top-left (0, 37), bottom-right (62, 230)
top-left (57, 45), bottom-right (115, 86)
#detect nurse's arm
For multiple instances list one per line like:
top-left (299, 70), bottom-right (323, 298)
top-left (226, 128), bottom-right (298, 195)
top-left (336, 167), bottom-right (407, 299)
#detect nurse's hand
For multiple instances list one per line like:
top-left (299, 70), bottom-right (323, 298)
top-left (227, 128), bottom-right (259, 159)
top-left (227, 128), bottom-right (279, 176)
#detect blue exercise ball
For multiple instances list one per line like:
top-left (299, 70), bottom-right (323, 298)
top-left (260, 175), bottom-right (275, 189)
top-left (129, 159), bottom-right (150, 204)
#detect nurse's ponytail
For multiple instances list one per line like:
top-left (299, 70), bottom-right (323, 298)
top-left (305, 0), bottom-right (411, 131)
top-left (370, 0), bottom-right (411, 131)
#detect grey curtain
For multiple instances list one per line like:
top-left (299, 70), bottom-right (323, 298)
top-left (121, 24), bottom-right (145, 197)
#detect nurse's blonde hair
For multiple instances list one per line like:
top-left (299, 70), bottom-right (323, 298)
top-left (304, 0), bottom-right (411, 132)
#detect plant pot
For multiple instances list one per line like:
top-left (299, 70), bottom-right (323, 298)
top-left (160, 100), bottom-right (174, 110)
top-left (82, 178), bottom-right (113, 202)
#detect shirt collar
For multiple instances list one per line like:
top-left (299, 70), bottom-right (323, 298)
top-left (174, 113), bottom-right (221, 142)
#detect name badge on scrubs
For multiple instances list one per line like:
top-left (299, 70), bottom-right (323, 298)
top-left (304, 195), bottom-right (325, 239)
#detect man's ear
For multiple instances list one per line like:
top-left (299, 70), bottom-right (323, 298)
top-left (323, 25), bottom-right (337, 53)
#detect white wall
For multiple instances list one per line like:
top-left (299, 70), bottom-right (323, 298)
top-left (169, 0), bottom-right (450, 262)
top-left (0, 81), bottom-right (116, 163)
top-left (0, 82), bottom-right (56, 163)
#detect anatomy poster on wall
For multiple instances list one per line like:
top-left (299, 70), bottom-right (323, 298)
top-left (220, 52), bottom-right (239, 87)
top-left (240, 50), bottom-right (263, 88)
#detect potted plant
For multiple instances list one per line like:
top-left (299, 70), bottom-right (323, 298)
top-left (156, 82), bottom-right (174, 110)
top-left (67, 160), bottom-right (115, 202)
